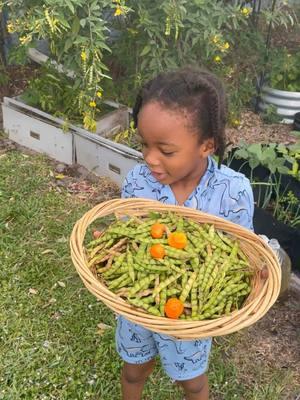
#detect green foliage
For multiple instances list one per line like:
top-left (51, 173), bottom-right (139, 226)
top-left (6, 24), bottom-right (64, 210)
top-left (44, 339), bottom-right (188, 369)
top-left (1, 0), bottom-right (297, 124)
top-left (1, 0), bottom-right (131, 130)
top-left (261, 104), bottom-right (282, 124)
top-left (269, 49), bottom-right (300, 92)
top-left (21, 64), bottom-right (82, 122)
top-left (112, 120), bottom-right (141, 151)
top-left (233, 142), bottom-right (292, 175)
top-left (274, 190), bottom-right (300, 228)
top-left (108, 0), bottom-right (295, 113)
top-left (228, 140), bottom-right (300, 228)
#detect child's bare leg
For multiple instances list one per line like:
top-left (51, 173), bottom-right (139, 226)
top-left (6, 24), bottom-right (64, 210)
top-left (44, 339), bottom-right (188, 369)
top-left (121, 359), bottom-right (155, 400)
top-left (178, 374), bottom-right (209, 400)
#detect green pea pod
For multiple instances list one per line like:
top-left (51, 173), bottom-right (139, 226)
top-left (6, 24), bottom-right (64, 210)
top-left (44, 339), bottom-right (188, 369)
top-left (179, 271), bottom-right (197, 303)
top-left (152, 272), bottom-right (182, 298)
top-left (127, 251), bottom-right (135, 283)
top-left (191, 283), bottom-right (198, 318)
top-left (159, 288), bottom-right (167, 316)
top-left (128, 297), bottom-right (161, 316)
top-left (108, 273), bottom-right (130, 290)
top-left (128, 274), bottom-right (157, 297)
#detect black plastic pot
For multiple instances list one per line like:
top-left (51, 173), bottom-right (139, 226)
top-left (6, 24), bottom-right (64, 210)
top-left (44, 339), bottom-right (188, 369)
top-left (293, 112), bottom-right (300, 131)
top-left (253, 207), bottom-right (300, 271)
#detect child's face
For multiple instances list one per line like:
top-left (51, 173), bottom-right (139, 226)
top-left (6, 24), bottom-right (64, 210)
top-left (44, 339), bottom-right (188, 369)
top-left (137, 101), bottom-right (214, 186)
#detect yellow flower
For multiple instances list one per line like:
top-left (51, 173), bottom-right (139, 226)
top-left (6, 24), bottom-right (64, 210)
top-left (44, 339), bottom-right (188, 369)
top-left (214, 55), bottom-right (221, 63)
top-left (224, 42), bottom-right (230, 50)
top-left (114, 6), bottom-right (123, 16)
top-left (89, 101), bottom-right (96, 108)
top-left (96, 91), bottom-right (102, 98)
top-left (212, 35), bottom-right (219, 44)
top-left (81, 51), bottom-right (87, 61)
top-left (241, 7), bottom-right (251, 16)
top-left (19, 36), bottom-right (30, 45)
top-left (6, 22), bottom-right (15, 33)
top-left (232, 119), bottom-right (240, 127)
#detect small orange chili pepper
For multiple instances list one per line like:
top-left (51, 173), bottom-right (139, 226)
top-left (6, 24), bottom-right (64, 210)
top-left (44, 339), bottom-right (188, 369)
top-left (164, 298), bottom-right (184, 319)
top-left (150, 244), bottom-right (165, 259)
top-left (168, 232), bottom-right (187, 249)
top-left (150, 223), bottom-right (165, 239)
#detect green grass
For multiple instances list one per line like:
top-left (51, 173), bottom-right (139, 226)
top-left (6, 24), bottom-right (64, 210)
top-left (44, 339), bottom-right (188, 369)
top-left (0, 149), bottom-right (298, 400)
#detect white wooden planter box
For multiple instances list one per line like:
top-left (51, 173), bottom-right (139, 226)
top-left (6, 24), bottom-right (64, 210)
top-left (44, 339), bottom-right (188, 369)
top-left (2, 96), bottom-right (74, 164)
top-left (2, 96), bottom-right (143, 186)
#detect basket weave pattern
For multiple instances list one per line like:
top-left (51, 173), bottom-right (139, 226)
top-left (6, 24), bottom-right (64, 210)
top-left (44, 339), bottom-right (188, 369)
top-left (70, 198), bottom-right (281, 339)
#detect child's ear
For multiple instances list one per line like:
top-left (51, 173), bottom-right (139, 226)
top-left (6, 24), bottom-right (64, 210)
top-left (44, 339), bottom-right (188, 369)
top-left (201, 138), bottom-right (215, 156)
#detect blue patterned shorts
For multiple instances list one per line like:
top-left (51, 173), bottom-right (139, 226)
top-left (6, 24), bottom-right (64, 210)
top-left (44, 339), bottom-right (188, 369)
top-left (116, 316), bottom-right (212, 381)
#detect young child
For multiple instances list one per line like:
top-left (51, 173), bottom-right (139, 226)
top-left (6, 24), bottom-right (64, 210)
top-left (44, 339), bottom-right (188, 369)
top-left (116, 66), bottom-right (254, 400)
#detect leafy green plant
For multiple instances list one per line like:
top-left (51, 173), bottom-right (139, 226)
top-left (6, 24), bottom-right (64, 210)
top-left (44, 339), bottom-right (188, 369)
top-left (233, 142), bottom-right (291, 177)
top-left (108, 0), bottom-right (295, 114)
top-left (0, 0), bottom-right (131, 131)
top-left (112, 120), bottom-right (141, 151)
top-left (268, 48), bottom-right (300, 92)
top-left (0, 0), bottom-right (296, 126)
top-left (261, 104), bottom-right (282, 124)
top-left (274, 190), bottom-right (300, 228)
top-left (226, 141), bottom-right (300, 228)
top-left (276, 142), bottom-right (300, 180)
top-left (21, 64), bottom-right (83, 123)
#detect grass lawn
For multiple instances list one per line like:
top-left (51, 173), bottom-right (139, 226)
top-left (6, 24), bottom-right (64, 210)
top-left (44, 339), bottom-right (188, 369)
top-left (0, 147), bottom-right (299, 400)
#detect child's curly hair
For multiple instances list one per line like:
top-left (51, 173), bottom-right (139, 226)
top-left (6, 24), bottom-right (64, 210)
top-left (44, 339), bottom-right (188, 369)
top-left (132, 66), bottom-right (227, 165)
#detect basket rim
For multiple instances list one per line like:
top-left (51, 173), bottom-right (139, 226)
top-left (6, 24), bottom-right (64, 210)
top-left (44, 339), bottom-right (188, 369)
top-left (70, 198), bottom-right (281, 339)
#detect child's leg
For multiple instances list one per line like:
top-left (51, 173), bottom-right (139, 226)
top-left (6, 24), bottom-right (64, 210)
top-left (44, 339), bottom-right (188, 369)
top-left (121, 359), bottom-right (155, 400)
top-left (178, 374), bottom-right (209, 400)
top-left (153, 333), bottom-right (212, 400)
top-left (115, 316), bottom-right (158, 399)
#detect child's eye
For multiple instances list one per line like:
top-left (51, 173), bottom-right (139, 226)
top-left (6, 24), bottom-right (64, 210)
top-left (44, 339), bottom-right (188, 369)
top-left (161, 150), bottom-right (175, 157)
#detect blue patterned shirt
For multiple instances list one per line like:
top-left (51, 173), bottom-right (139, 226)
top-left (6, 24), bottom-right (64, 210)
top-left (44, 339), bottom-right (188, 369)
top-left (121, 157), bottom-right (254, 230)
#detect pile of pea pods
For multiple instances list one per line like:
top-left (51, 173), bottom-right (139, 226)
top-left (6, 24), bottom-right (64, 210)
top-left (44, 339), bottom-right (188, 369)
top-left (86, 213), bottom-right (253, 320)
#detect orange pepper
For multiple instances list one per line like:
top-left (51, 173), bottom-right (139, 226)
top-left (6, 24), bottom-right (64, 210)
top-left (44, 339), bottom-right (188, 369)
top-left (150, 244), bottom-right (165, 259)
top-left (164, 298), bottom-right (184, 319)
top-left (168, 232), bottom-right (187, 249)
top-left (150, 223), bottom-right (165, 239)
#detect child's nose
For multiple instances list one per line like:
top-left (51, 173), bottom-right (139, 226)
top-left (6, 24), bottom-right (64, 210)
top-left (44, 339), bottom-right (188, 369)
top-left (143, 149), bottom-right (160, 167)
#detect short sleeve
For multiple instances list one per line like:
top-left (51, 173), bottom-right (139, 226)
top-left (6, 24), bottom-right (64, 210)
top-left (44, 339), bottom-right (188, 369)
top-left (121, 169), bottom-right (135, 199)
top-left (230, 177), bottom-right (254, 231)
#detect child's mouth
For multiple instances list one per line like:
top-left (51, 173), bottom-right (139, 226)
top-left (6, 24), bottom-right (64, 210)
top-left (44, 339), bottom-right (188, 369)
top-left (151, 171), bottom-right (168, 181)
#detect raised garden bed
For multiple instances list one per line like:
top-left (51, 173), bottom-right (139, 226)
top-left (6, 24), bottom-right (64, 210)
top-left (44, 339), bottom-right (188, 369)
top-left (2, 96), bottom-right (142, 186)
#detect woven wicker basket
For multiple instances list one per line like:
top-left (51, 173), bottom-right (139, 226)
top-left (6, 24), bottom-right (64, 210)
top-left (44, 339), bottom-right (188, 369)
top-left (70, 198), bottom-right (281, 339)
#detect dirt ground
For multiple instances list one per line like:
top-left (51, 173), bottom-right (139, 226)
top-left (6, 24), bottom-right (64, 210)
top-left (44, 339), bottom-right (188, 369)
top-left (229, 283), bottom-right (300, 393)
